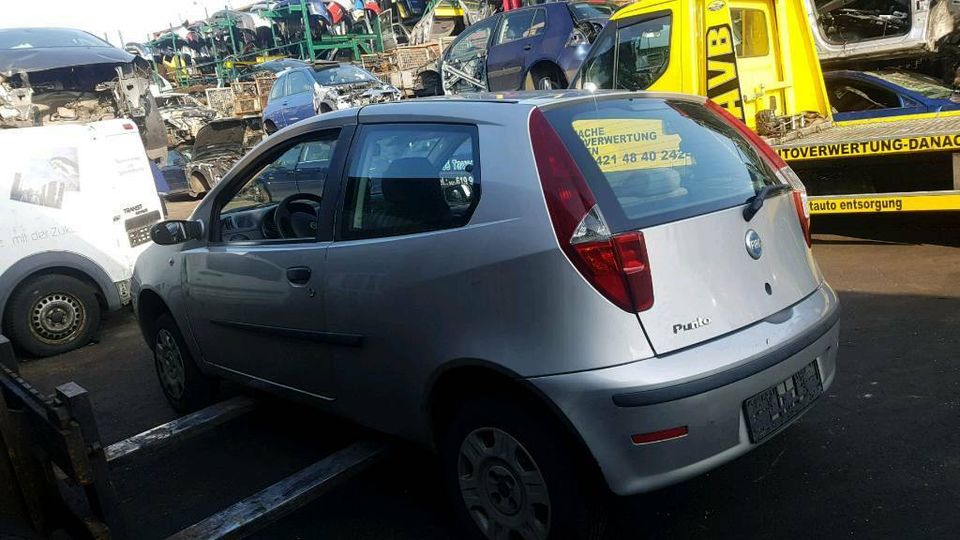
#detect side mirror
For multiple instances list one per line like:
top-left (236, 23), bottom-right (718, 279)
top-left (150, 220), bottom-right (203, 245)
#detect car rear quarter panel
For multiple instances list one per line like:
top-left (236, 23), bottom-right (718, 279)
top-left (324, 101), bottom-right (655, 443)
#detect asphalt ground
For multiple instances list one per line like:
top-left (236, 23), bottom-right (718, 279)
top-left (13, 207), bottom-right (960, 539)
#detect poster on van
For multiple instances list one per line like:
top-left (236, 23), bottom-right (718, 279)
top-left (8, 147), bottom-right (80, 209)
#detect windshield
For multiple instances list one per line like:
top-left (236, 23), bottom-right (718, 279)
top-left (543, 97), bottom-right (779, 230)
top-left (0, 28), bottom-right (112, 49)
top-left (570, 2), bottom-right (616, 20)
top-left (872, 71), bottom-right (956, 100)
top-left (312, 65), bottom-right (378, 86)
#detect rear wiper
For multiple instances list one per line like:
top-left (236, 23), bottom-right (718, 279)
top-left (743, 183), bottom-right (794, 222)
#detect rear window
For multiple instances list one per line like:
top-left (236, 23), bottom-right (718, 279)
top-left (542, 97), bottom-right (781, 230)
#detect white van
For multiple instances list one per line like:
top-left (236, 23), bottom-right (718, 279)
top-left (0, 120), bottom-right (164, 357)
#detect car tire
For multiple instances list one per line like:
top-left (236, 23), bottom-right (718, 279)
top-left (153, 313), bottom-right (218, 413)
top-left (440, 395), bottom-right (607, 540)
top-left (264, 120), bottom-right (277, 135)
top-left (2, 274), bottom-right (101, 358)
top-left (524, 69), bottom-right (564, 91)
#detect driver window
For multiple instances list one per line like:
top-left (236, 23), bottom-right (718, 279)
top-left (219, 129), bottom-right (340, 242)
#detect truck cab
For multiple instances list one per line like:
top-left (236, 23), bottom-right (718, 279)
top-left (573, 0), bottom-right (832, 130)
top-left (573, 0), bottom-right (960, 215)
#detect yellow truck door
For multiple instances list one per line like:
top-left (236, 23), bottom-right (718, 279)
top-left (576, 0), bottom-right (831, 126)
top-left (728, 0), bottom-right (786, 123)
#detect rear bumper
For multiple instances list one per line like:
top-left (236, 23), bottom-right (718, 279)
top-left (530, 283), bottom-right (840, 496)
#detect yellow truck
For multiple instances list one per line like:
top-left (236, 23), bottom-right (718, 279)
top-left (572, 0), bottom-right (960, 214)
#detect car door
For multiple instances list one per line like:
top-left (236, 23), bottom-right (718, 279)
top-left (254, 144), bottom-right (301, 201)
top-left (728, 1), bottom-right (787, 120)
top-left (181, 125), bottom-right (352, 401)
top-left (486, 8), bottom-right (547, 90)
top-left (322, 122), bottom-right (482, 429)
top-left (295, 139), bottom-right (337, 195)
top-left (282, 70), bottom-right (317, 126)
top-left (265, 73), bottom-right (289, 127)
top-left (442, 15), bottom-right (499, 92)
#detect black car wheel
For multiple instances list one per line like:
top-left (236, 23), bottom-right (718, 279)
top-left (441, 396), bottom-right (607, 540)
top-left (2, 274), bottom-right (100, 357)
top-left (153, 313), bottom-right (218, 412)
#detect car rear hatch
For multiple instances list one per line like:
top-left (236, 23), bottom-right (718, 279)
top-left (533, 94), bottom-right (821, 355)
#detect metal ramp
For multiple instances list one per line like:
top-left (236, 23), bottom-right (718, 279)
top-left (0, 335), bottom-right (387, 539)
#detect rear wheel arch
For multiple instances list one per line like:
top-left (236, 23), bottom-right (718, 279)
top-left (524, 61), bottom-right (568, 90)
top-left (188, 171), bottom-right (210, 196)
top-left (426, 362), bottom-right (600, 474)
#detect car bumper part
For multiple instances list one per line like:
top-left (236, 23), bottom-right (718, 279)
top-left (530, 283), bottom-right (840, 496)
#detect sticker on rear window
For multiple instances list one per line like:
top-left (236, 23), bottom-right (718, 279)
top-left (572, 119), bottom-right (690, 173)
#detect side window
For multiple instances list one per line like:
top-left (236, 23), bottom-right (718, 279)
top-left (731, 8), bottom-right (769, 58)
top-left (287, 71), bottom-right (313, 95)
top-left (525, 9), bottom-right (547, 39)
top-left (614, 15), bottom-right (672, 91)
top-left (218, 130), bottom-right (340, 241)
top-left (577, 24), bottom-right (615, 89)
top-left (496, 10), bottom-right (537, 45)
top-left (340, 124), bottom-right (480, 240)
top-left (298, 140), bottom-right (336, 171)
top-left (269, 75), bottom-right (286, 101)
top-left (827, 80), bottom-right (901, 112)
top-left (450, 17), bottom-right (496, 60)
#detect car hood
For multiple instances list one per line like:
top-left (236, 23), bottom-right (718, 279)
top-left (0, 45), bottom-right (135, 74)
top-left (193, 119), bottom-right (246, 159)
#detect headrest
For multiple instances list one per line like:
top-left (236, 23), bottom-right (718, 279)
top-left (381, 158), bottom-right (448, 214)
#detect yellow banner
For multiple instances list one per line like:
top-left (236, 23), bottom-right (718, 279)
top-left (572, 119), bottom-right (689, 173)
top-left (778, 133), bottom-right (960, 161)
top-left (809, 194), bottom-right (960, 214)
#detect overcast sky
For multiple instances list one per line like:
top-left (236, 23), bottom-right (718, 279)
top-left (1, 1), bottom-right (240, 45)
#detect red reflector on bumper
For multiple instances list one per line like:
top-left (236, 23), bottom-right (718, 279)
top-left (631, 426), bottom-right (688, 445)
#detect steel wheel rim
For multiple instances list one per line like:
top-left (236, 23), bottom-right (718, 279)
top-left (155, 329), bottom-right (186, 400)
top-left (458, 427), bottom-right (551, 540)
top-left (537, 78), bottom-right (555, 90)
top-left (29, 292), bottom-right (85, 345)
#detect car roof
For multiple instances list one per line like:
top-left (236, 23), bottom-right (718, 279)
top-left (367, 89), bottom-right (705, 108)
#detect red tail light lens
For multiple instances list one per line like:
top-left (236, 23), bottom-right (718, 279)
top-left (705, 99), bottom-right (812, 247)
top-left (529, 108), bottom-right (654, 313)
top-left (613, 232), bottom-right (654, 311)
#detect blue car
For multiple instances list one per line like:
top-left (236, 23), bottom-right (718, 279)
top-left (440, 0), bottom-right (616, 93)
top-left (156, 148), bottom-right (192, 199)
top-left (824, 70), bottom-right (960, 122)
top-left (261, 62), bottom-right (400, 134)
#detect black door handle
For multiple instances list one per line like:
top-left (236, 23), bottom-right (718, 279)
top-left (523, 44), bottom-right (532, 51)
top-left (286, 266), bottom-right (311, 285)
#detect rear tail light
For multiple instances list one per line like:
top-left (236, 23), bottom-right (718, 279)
top-left (529, 108), bottom-right (654, 312)
top-left (705, 99), bottom-right (811, 247)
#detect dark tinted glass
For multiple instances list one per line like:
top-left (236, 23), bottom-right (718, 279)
top-left (341, 124), bottom-right (480, 240)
